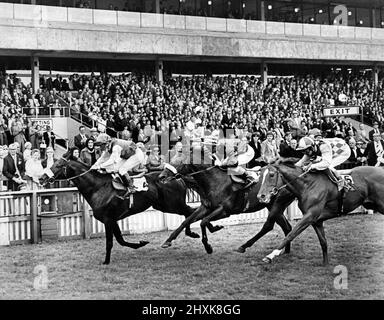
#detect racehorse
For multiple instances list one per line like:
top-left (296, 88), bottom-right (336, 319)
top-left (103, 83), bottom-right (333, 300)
top-left (159, 163), bottom-right (296, 255)
top-left (257, 162), bottom-right (384, 265)
top-left (39, 155), bottom-right (218, 264)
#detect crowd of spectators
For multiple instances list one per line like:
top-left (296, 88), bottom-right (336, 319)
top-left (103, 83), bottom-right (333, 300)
top-left (2, 68), bottom-right (384, 192)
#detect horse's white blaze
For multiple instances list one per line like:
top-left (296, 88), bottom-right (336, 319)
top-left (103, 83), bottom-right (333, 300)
top-left (44, 168), bottom-right (54, 178)
top-left (266, 249), bottom-right (283, 260)
top-left (164, 163), bottom-right (178, 174)
top-left (261, 168), bottom-right (269, 187)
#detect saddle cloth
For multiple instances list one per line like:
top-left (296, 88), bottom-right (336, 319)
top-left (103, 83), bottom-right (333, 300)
top-left (230, 170), bottom-right (260, 184)
top-left (111, 173), bottom-right (149, 193)
top-left (324, 169), bottom-right (355, 190)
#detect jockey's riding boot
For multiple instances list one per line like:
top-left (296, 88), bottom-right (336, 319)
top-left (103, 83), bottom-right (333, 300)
top-left (118, 173), bottom-right (135, 200)
top-left (332, 170), bottom-right (344, 192)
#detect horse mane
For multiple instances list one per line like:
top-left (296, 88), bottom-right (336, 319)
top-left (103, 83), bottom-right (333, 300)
top-left (275, 157), bottom-right (300, 168)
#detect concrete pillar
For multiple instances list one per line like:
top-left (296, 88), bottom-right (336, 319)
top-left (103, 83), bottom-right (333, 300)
top-left (373, 65), bottom-right (379, 87)
top-left (261, 61), bottom-right (268, 87)
top-left (260, 1), bottom-right (265, 21)
top-left (31, 55), bottom-right (40, 94)
top-left (155, 0), bottom-right (160, 13)
top-left (155, 60), bottom-right (163, 84)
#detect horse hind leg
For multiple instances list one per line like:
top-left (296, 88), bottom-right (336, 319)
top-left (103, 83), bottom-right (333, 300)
top-left (312, 221), bottom-right (329, 266)
top-left (112, 222), bottom-right (149, 249)
top-left (103, 222), bottom-right (114, 265)
top-left (200, 206), bottom-right (226, 254)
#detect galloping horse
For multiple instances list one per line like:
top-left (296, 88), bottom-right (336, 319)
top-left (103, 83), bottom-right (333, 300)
top-left (159, 163), bottom-right (296, 254)
top-left (257, 163), bottom-right (384, 265)
top-left (39, 155), bottom-right (218, 264)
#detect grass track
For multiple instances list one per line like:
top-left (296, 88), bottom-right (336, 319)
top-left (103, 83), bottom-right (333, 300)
top-left (1, 214), bottom-right (383, 299)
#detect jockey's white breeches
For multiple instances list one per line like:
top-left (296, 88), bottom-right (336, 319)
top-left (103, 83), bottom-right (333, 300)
top-left (330, 145), bottom-right (351, 169)
top-left (237, 146), bottom-right (255, 166)
top-left (118, 149), bottom-right (145, 175)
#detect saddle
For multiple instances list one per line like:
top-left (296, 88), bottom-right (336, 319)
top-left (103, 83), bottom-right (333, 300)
top-left (111, 172), bottom-right (149, 193)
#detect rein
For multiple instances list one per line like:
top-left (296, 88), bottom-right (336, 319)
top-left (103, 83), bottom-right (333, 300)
top-left (59, 157), bottom-right (93, 182)
top-left (270, 166), bottom-right (310, 196)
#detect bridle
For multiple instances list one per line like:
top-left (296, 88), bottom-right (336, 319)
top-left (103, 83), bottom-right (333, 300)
top-left (266, 165), bottom-right (310, 197)
top-left (49, 157), bottom-right (92, 183)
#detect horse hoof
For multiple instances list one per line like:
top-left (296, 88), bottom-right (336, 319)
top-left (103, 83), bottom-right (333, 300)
top-left (186, 232), bottom-right (200, 239)
top-left (139, 241), bottom-right (149, 247)
top-left (262, 257), bottom-right (272, 264)
top-left (211, 225), bottom-right (224, 233)
top-left (235, 247), bottom-right (246, 253)
top-left (161, 242), bottom-right (172, 248)
top-left (103, 261), bottom-right (110, 265)
top-left (205, 246), bottom-right (213, 254)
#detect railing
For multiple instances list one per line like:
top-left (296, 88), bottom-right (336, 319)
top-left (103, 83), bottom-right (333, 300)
top-left (0, 3), bottom-right (383, 42)
top-left (0, 181), bottom-right (368, 246)
top-left (0, 187), bottom-right (300, 246)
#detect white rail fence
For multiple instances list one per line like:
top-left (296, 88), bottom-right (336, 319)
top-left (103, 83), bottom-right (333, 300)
top-left (0, 187), bottom-right (364, 246)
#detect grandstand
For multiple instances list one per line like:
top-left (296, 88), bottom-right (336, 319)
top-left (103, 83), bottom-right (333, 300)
top-left (0, 0), bottom-right (382, 221)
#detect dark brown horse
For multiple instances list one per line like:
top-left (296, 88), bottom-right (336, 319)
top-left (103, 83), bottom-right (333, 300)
top-left (159, 163), bottom-right (296, 254)
top-left (257, 163), bottom-right (384, 265)
top-left (39, 156), bottom-right (217, 264)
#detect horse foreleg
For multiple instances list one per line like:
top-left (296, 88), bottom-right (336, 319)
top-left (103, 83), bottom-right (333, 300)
top-left (275, 214), bottom-right (293, 254)
top-left (312, 221), bottom-right (329, 266)
top-left (200, 206), bottom-right (225, 254)
top-left (236, 214), bottom-right (276, 253)
top-left (112, 222), bottom-right (149, 249)
top-left (103, 222), bottom-right (114, 265)
top-left (263, 211), bottom-right (316, 264)
top-left (161, 205), bottom-right (209, 248)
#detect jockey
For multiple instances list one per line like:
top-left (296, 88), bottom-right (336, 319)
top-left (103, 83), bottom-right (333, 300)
top-left (91, 133), bottom-right (143, 196)
top-left (221, 136), bottom-right (256, 188)
top-left (296, 128), bottom-right (351, 191)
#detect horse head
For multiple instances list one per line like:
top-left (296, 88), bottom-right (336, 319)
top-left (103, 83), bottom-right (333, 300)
top-left (257, 165), bottom-right (282, 204)
top-left (39, 151), bottom-right (86, 186)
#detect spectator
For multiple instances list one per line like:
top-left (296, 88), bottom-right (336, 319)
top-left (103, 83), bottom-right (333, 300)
top-left (248, 132), bottom-right (265, 168)
top-left (41, 147), bottom-right (56, 169)
top-left (23, 141), bottom-right (32, 162)
top-left (10, 115), bottom-right (26, 152)
top-left (2, 143), bottom-right (26, 191)
top-left (25, 149), bottom-right (44, 190)
top-left (365, 132), bottom-right (384, 166)
top-left (74, 126), bottom-right (89, 150)
top-left (146, 145), bottom-right (165, 171)
top-left (260, 131), bottom-right (279, 164)
top-left (347, 138), bottom-right (358, 165)
top-left (0, 145), bottom-right (5, 190)
top-left (289, 139), bottom-right (304, 158)
top-left (369, 121), bottom-right (381, 141)
top-left (170, 142), bottom-right (187, 166)
top-left (43, 125), bottom-right (56, 150)
top-left (356, 140), bottom-right (368, 166)
top-left (68, 146), bottom-right (81, 162)
top-left (279, 131), bottom-right (293, 158)
top-left (80, 138), bottom-right (98, 166)
top-left (355, 123), bottom-right (369, 143)
top-left (0, 114), bottom-right (8, 145)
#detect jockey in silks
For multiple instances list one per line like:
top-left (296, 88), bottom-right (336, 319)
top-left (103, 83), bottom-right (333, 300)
top-left (91, 133), bottom-right (146, 198)
top-left (220, 136), bottom-right (257, 188)
top-left (296, 128), bottom-right (351, 191)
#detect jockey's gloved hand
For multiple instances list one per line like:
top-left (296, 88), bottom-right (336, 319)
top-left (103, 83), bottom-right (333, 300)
top-left (91, 164), bottom-right (101, 170)
top-left (303, 164), bottom-right (312, 172)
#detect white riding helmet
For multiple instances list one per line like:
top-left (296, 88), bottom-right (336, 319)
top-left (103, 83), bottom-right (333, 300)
top-left (297, 136), bottom-right (315, 150)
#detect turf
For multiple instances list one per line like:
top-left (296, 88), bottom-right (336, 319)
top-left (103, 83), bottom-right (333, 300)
top-left (0, 213), bottom-right (383, 300)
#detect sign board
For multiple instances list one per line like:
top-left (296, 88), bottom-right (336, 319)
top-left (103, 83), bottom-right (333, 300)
top-left (31, 119), bottom-right (53, 130)
top-left (323, 106), bottom-right (360, 117)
